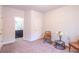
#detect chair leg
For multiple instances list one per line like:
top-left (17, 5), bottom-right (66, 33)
top-left (69, 43), bottom-right (71, 52)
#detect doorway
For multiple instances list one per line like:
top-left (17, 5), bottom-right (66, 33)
top-left (15, 17), bottom-right (24, 38)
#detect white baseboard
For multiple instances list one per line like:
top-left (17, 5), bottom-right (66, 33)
top-left (2, 40), bottom-right (16, 45)
top-left (0, 40), bottom-right (15, 50)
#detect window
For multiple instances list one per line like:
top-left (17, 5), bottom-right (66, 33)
top-left (15, 17), bottom-right (24, 30)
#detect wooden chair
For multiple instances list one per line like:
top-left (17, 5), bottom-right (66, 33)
top-left (69, 40), bottom-right (79, 52)
top-left (43, 31), bottom-right (52, 44)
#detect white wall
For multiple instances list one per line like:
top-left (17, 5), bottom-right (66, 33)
top-left (31, 10), bottom-right (43, 41)
top-left (2, 6), bottom-right (79, 44)
top-left (0, 6), bottom-right (2, 33)
top-left (44, 6), bottom-right (79, 44)
top-left (0, 6), bottom-right (2, 46)
top-left (1, 6), bottom-right (43, 43)
top-left (24, 10), bottom-right (31, 41)
top-left (24, 10), bottom-right (43, 41)
top-left (2, 7), bottom-right (24, 43)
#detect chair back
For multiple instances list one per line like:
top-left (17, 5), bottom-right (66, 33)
top-left (44, 31), bottom-right (51, 37)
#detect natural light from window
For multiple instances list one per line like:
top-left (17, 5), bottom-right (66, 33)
top-left (15, 17), bottom-right (24, 30)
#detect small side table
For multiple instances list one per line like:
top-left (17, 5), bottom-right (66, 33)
top-left (69, 42), bottom-right (79, 52)
top-left (54, 40), bottom-right (65, 50)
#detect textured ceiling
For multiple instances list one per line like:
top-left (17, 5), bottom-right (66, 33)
top-left (3, 5), bottom-right (64, 13)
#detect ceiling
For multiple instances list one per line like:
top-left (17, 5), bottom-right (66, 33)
top-left (3, 5), bottom-right (65, 13)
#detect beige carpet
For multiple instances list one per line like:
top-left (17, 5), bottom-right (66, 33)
top-left (0, 39), bottom-right (73, 53)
